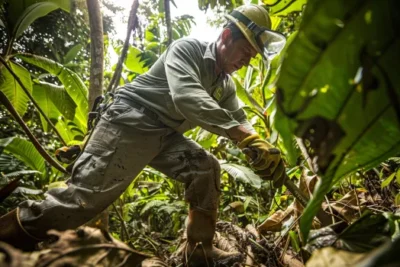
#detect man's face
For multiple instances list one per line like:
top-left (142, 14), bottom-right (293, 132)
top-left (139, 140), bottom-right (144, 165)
top-left (219, 31), bottom-right (258, 74)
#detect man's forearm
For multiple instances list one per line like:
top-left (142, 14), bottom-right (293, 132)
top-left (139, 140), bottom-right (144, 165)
top-left (226, 125), bottom-right (254, 142)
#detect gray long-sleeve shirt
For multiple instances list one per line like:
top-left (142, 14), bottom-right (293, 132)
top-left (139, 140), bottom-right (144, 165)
top-left (117, 37), bottom-right (255, 138)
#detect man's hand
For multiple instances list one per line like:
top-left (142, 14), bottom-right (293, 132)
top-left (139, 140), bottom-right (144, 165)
top-left (226, 125), bottom-right (253, 142)
top-left (238, 134), bottom-right (286, 187)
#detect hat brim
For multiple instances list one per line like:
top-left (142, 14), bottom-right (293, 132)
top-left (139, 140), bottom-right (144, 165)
top-left (224, 14), bottom-right (286, 61)
top-left (224, 14), bottom-right (262, 56)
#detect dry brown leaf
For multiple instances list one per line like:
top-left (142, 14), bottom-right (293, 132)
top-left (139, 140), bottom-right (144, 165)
top-left (245, 224), bottom-right (260, 240)
top-left (228, 201), bottom-right (245, 214)
top-left (214, 232), bottom-right (239, 253)
top-left (305, 247), bottom-right (366, 267)
top-left (37, 227), bottom-right (150, 267)
top-left (282, 252), bottom-right (304, 267)
top-left (258, 210), bottom-right (287, 232)
top-left (142, 257), bottom-right (168, 267)
top-left (245, 245), bottom-right (254, 266)
top-left (327, 190), bottom-right (366, 223)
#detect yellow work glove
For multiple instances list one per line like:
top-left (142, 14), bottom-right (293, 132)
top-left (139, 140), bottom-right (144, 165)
top-left (238, 134), bottom-right (286, 187)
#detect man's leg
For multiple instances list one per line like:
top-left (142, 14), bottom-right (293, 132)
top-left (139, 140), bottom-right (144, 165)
top-left (149, 132), bottom-right (242, 266)
top-left (0, 99), bottom-right (168, 250)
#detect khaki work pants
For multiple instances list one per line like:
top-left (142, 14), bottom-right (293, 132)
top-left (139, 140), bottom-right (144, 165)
top-left (19, 97), bottom-right (221, 239)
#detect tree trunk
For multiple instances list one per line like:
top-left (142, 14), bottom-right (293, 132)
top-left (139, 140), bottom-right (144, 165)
top-left (86, 0), bottom-right (104, 111)
top-left (164, 0), bottom-right (172, 46)
top-left (85, 0), bottom-right (108, 231)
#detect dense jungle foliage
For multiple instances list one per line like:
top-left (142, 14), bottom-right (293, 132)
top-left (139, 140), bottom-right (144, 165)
top-left (0, 0), bottom-right (399, 266)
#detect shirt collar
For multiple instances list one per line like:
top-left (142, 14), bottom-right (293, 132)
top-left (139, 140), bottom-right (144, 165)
top-left (204, 42), bottom-right (217, 61)
top-left (204, 41), bottom-right (227, 79)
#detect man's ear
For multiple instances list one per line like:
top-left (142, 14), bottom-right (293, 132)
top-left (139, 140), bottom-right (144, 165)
top-left (221, 28), bottom-right (232, 44)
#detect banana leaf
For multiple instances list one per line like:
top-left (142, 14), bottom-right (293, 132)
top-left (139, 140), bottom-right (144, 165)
top-left (0, 61), bottom-right (32, 116)
top-left (0, 137), bottom-right (46, 177)
top-left (275, 0), bottom-right (400, 239)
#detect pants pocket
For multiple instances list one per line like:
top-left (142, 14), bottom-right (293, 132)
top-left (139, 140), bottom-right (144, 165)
top-left (102, 101), bottom-right (133, 122)
top-left (72, 122), bottom-right (120, 190)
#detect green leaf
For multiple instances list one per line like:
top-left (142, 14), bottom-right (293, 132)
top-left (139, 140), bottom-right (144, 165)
top-left (13, 187), bottom-right (43, 195)
top-left (263, 0), bottom-right (307, 16)
top-left (0, 61), bottom-right (32, 116)
top-left (381, 172), bottom-right (396, 188)
top-left (55, 117), bottom-right (84, 144)
top-left (395, 193), bottom-right (400, 206)
top-left (140, 199), bottom-right (165, 216)
top-left (336, 212), bottom-right (390, 252)
top-left (243, 196), bottom-right (252, 211)
top-left (0, 137), bottom-right (46, 177)
top-left (220, 163), bottom-right (263, 189)
top-left (33, 82), bottom-right (76, 120)
top-left (396, 169), bottom-right (400, 184)
top-left (12, 2), bottom-right (59, 39)
top-left (48, 181), bottom-right (68, 190)
top-left (275, 0), bottom-right (400, 240)
top-left (145, 30), bottom-right (157, 42)
top-left (195, 129), bottom-right (217, 149)
top-left (16, 53), bottom-right (88, 132)
top-left (355, 236), bottom-right (400, 267)
top-left (270, 16), bottom-right (282, 31)
top-left (63, 44), bottom-right (83, 64)
top-left (233, 76), bottom-right (253, 108)
top-left (32, 82), bottom-right (77, 132)
top-left (7, 0), bottom-right (71, 34)
top-left (3, 170), bottom-right (41, 178)
top-left (125, 46), bottom-right (149, 74)
top-left (289, 230), bottom-right (301, 253)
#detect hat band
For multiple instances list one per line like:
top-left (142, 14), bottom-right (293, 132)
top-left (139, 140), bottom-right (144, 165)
top-left (230, 10), bottom-right (264, 37)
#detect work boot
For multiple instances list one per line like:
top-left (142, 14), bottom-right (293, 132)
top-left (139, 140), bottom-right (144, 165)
top-left (184, 208), bottom-right (243, 266)
top-left (0, 208), bottom-right (41, 251)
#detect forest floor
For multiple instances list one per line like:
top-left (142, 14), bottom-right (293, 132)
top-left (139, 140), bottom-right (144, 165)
top-left (1, 170), bottom-right (399, 267)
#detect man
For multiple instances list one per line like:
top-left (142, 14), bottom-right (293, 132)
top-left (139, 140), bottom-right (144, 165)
top-left (0, 4), bottom-right (286, 266)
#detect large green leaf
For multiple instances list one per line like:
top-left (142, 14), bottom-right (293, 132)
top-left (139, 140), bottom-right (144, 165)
top-left (220, 163), bottom-right (263, 189)
top-left (33, 85), bottom-right (59, 132)
top-left (0, 137), bottom-right (46, 177)
top-left (275, 0), bottom-right (400, 239)
top-left (263, 0), bottom-right (307, 16)
top-left (7, 0), bottom-right (71, 36)
top-left (16, 53), bottom-right (88, 132)
top-left (336, 212), bottom-right (390, 253)
top-left (55, 116), bottom-right (85, 144)
top-left (33, 81), bottom-right (76, 120)
top-left (12, 2), bottom-right (59, 39)
top-left (0, 61), bottom-right (32, 116)
top-left (32, 82), bottom-right (77, 131)
top-left (125, 46), bottom-right (150, 74)
top-left (63, 43), bottom-right (83, 64)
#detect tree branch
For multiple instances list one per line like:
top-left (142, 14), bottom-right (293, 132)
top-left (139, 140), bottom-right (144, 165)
top-left (0, 91), bottom-right (67, 174)
top-left (0, 56), bottom-right (67, 146)
top-left (107, 0), bottom-right (139, 93)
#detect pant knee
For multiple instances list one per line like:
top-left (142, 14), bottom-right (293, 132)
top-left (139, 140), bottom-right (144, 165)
top-left (179, 150), bottom-right (221, 211)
